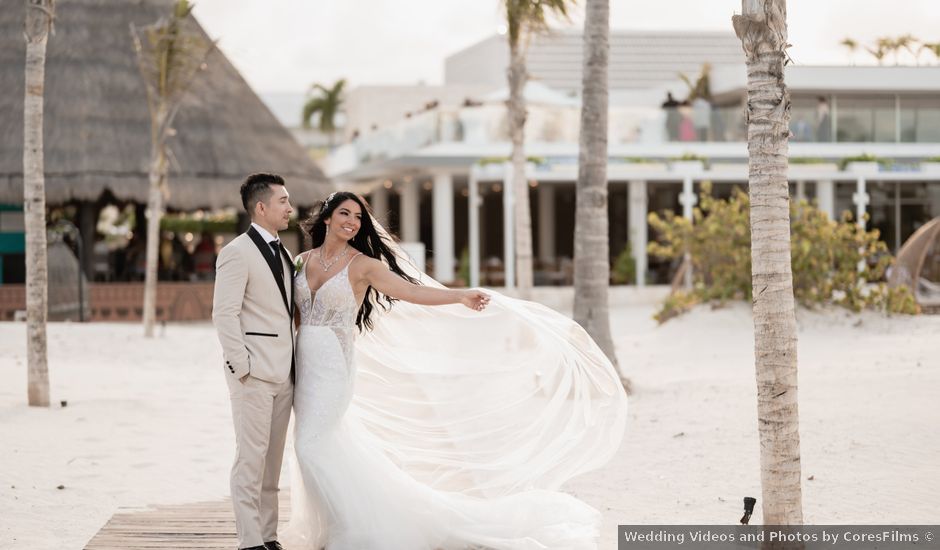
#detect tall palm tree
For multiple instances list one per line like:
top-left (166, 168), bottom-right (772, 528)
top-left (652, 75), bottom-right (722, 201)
top-left (302, 78), bottom-right (346, 146)
top-left (131, 0), bottom-right (212, 337)
top-left (503, 0), bottom-right (573, 296)
top-left (23, 0), bottom-right (55, 407)
top-left (839, 37), bottom-right (857, 64)
top-left (574, 0), bottom-right (624, 386)
top-left (732, 0), bottom-right (804, 525)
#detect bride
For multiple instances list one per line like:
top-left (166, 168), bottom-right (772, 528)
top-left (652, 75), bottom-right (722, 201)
top-left (284, 191), bottom-right (627, 550)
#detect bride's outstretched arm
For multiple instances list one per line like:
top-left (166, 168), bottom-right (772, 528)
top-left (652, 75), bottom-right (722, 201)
top-left (359, 256), bottom-right (490, 311)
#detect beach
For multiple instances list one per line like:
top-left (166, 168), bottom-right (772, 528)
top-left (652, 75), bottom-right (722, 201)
top-left (1, 299), bottom-right (938, 549)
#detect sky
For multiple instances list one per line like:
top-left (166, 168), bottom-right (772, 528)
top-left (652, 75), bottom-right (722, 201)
top-left (190, 0), bottom-right (940, 94)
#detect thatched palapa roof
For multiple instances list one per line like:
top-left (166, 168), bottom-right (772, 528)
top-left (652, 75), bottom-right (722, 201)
top-left (0, 0), bottom-right (330, 210)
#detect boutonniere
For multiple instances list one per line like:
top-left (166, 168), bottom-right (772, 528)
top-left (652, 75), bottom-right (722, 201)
top-left (294, 255), bottom-right (304, 275)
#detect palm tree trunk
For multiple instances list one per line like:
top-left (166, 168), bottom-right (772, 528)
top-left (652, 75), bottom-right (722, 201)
top-left (142, 114), bottom-right (167, 338)
top-left (23, 0), bottom-right (54, 407)
top-left (733, 0), bottom-right (804, 526)
top-left (507, 42), bottom-right (534, 296)
top-left (574, 0), bottom-right (621, 377)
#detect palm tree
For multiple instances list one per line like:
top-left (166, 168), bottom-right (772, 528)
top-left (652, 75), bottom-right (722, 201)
top-left (839, 37), bottom-right (857, 64)
top-left (302, 78), bottom-right (346, 146)
top-left (503, 0), bottom-right (573, 296)
top-left (874, 36), bottom-right (898, 65)
top-left (23, 0), bottom-right (55, 407)
top-left (896, 34), bottom-right (918, 65)
top-left (573, 0), bottom-right (625, 387)
top-left (732, 0), bottom-right (804, 525)
top-left (678, 62), bottom-right (713, 101)
top-left (131, 0), bottom-right (212, 337)
top-left (920, 42), bottom-right (940, 64)
top-left (865, 43), bottom-right (887, 65)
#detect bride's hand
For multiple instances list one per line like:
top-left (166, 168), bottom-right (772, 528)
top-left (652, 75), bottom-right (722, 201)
top-left (460, 289), bottom-right (490, 312)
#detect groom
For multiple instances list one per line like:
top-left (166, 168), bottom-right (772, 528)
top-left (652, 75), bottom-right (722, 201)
top-left (212, 173), bottom-right (296, 550)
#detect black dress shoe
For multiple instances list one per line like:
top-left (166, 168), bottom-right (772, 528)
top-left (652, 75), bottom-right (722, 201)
top-left (264, 542), bottom-right (284, 550)
top-left (239, 546), bottom-right (266, 550)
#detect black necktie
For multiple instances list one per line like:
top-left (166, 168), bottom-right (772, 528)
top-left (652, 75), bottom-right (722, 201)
top-left (269, 240), bottom-right (284, 278)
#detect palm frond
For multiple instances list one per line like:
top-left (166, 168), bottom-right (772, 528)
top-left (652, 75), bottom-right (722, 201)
top-left (920, 42), bottom-right (940, 60)
top-left (896, 33), bottom-right (918, 55)
top-left (131, 0), bottom-right (213, 120)
top-left (301, 78), bottom-right (346, 132)
top-left (503, 0), bottom-right (574, 46)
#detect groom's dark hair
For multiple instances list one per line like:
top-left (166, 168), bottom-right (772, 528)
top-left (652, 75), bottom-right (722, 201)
top-left (240, 173), bottom-right (286, 214)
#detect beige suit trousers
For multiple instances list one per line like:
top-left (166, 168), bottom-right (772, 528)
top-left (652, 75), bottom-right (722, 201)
top-left (227, 373), bottom-right (293, 548)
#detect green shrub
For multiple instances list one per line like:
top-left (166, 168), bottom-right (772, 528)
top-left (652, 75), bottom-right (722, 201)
top-left (160, 215), bottom-right (237, 234)
top-left (653, 290), bottom-right (699, 323)
top-left (611, 243), bottom-right (636, 284)
top-left (457, 247), bottom-right (470, 286)
top-left (789, 157), bottom-right (828, 165)
top-left (838, 153), bottom-right (891, 170)
top-left (647, 182), bottom-right (919, 322)
top-left (477, 155), bottom-right (546, 166)
top-left (670, 153), bottom-right (709, 163)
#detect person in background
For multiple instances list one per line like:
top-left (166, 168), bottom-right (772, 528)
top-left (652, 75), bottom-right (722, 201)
top-left (661, 91), bottom-right (680, 141)
top-left (816, 96), bottom-right (831, 142)
top-left (692, 95), bottom-right (712, 141)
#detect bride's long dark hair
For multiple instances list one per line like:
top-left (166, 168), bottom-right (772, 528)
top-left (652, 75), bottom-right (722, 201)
top-left (301, 191), bottom-right (421, 331)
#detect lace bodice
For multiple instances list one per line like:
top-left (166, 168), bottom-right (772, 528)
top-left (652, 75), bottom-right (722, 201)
top-left (294, 253), bottom-right (362, 328)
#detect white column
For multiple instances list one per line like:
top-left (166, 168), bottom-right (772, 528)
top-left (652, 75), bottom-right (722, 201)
top-left (628, 180), bottom-right (648, 288)
top-left (537, 183), bottom-right (555, 263)
top-left (817, 180), bottom-right (835, 219)
top-left (432, 172), bottom-right (455, 283)
top-left (679, 176), bottom-right (697, 220)
top-left (502, 162), bottom-right (515, 289)
top-left (371, 184), bottom-right (389, 227)
top-left (400, 178), bottom-right (420, 242)
top-left (853, 178), bottom-right (870, 272)
top-left (468, 167), bottom-right (481, 288)
top-left (679, 176), bottom-right (697, 289)
top-left (853, 177), bottom-right (869, 229)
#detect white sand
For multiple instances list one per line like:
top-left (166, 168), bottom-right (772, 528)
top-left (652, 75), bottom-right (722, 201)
top-left (1, 301), bottom-right (938, 550)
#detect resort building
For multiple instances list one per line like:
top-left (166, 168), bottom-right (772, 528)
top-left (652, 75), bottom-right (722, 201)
top-left (319, 30), bottom-right (940, 287)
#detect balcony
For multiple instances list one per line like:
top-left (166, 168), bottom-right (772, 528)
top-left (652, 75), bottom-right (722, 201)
top-left (326, 92), bottom-right (940, 179)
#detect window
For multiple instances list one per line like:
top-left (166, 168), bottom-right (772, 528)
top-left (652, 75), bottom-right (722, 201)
top-left (836, 95), bottom-right (896, 143)
top-left (900, 96), bottom-right (940, 143)
top-left (790, 95), bottom-right (832, 142)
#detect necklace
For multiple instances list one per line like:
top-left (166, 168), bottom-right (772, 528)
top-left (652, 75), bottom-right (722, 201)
top-left (317, 244), bottom-right (348, 272)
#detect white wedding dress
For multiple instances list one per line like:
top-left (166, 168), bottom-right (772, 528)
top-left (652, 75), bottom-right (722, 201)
top-left (282, 245), bottom-right (627, 550)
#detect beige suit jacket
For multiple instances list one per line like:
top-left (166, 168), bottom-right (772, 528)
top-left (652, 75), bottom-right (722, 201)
top-left (212, 229), bottom-right (295, 383)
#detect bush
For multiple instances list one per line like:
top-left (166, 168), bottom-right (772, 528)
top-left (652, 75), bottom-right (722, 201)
top-left (611, 242), bottom-right (636, 284)
top-left (647, 182), bottom-right (919, 322)
top-left (789, 157), bottom-right (828, 165)
top-left (671, 153), bottom-right (708, 162)
top-left (838, 153), bottom-right (891, 170)
top-left (457, 247), bottom-right (470, 286)
top-left (160, 215), bottom-right (237, 234)
top-left (653, 290), bottom-right (699, 323)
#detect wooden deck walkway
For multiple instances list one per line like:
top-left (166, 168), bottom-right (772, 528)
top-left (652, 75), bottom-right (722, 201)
top-left (84, 492), bottom-right (290, 549)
